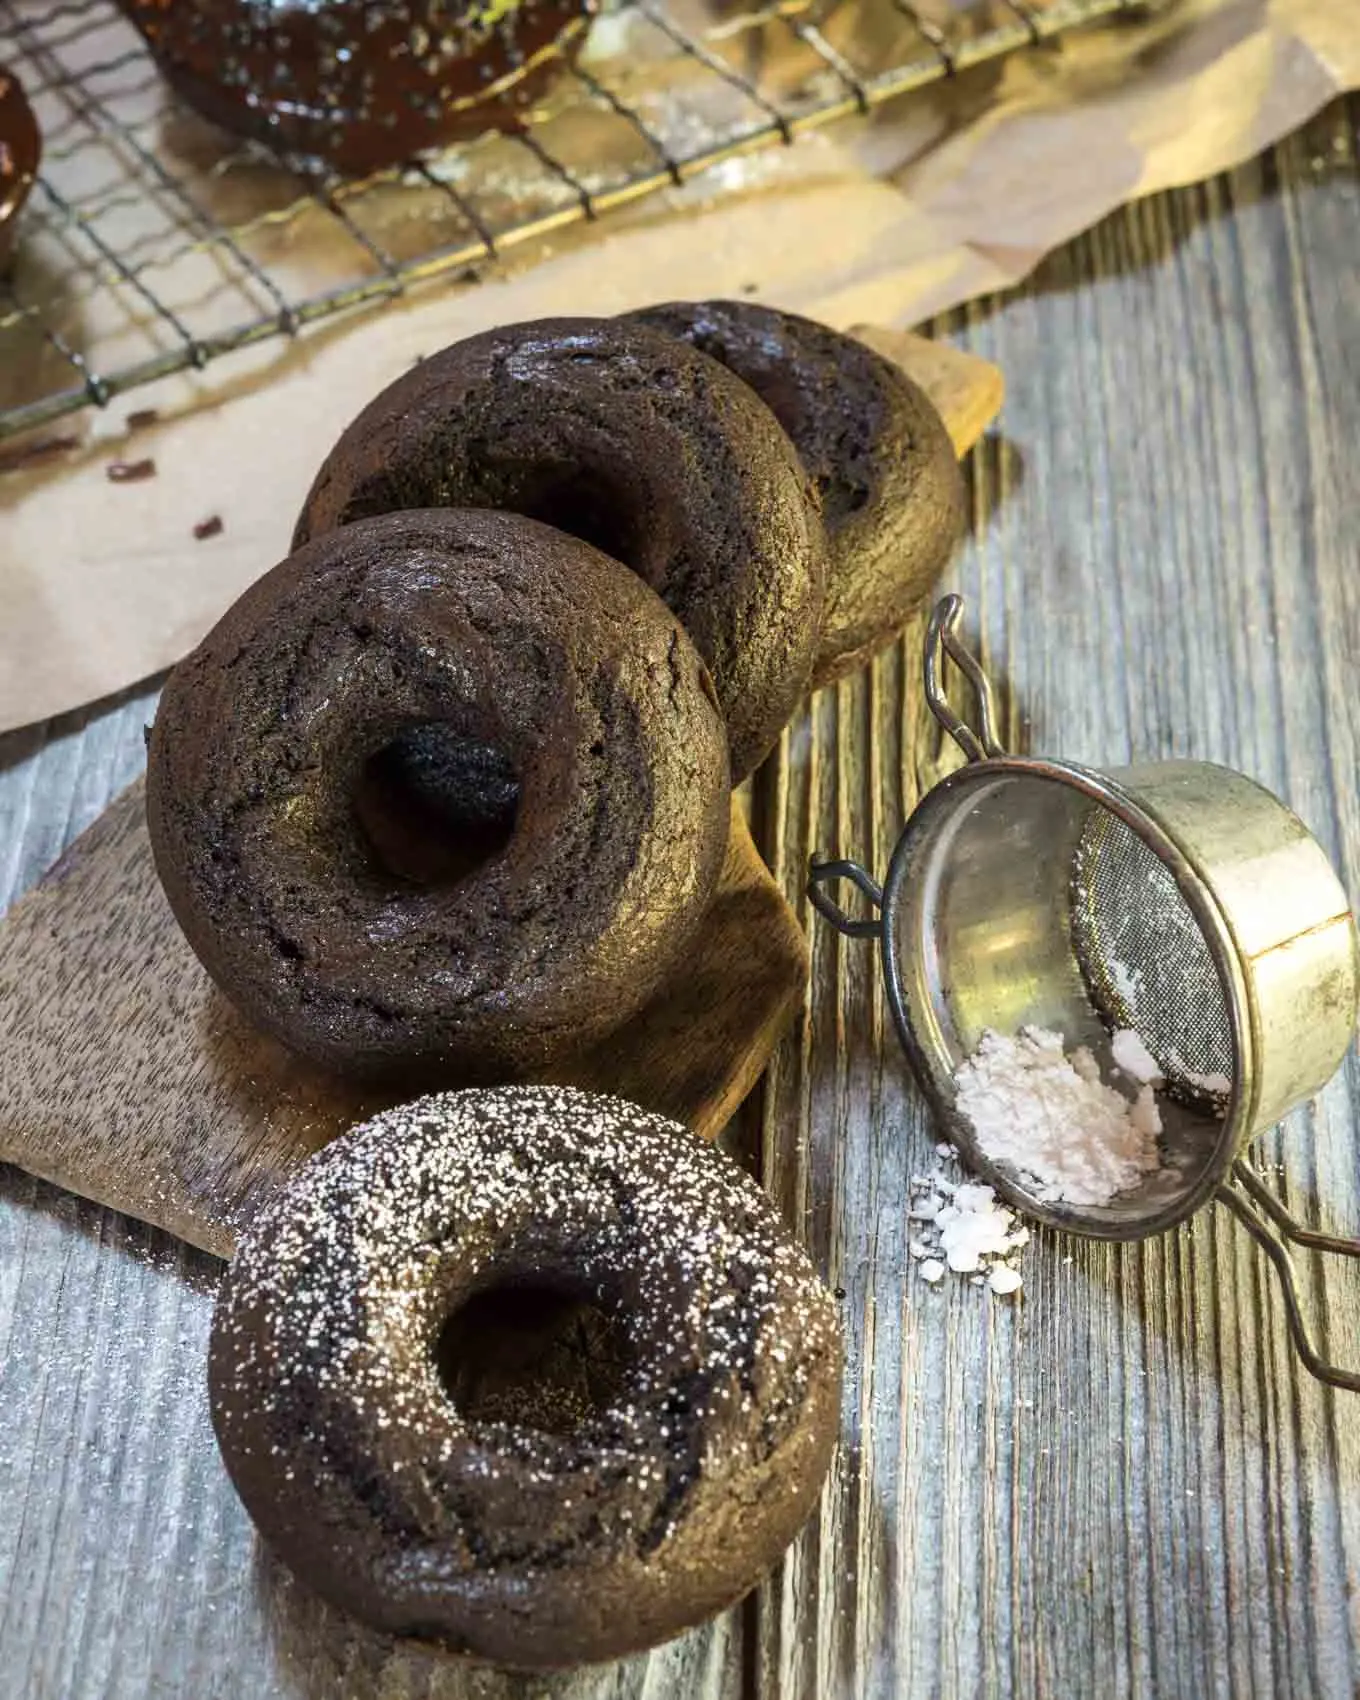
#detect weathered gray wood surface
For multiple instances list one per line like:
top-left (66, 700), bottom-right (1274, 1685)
top-left (3, 97), bottom-right (1360, 1700)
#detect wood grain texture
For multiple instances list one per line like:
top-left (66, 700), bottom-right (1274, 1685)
top-left (3, 101), bottom-right (1360, 1700)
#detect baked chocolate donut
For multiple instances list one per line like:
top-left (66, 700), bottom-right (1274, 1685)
top-left (0, 66), bottom-right (40, 272)
top-left (209, 1086), bottom-right (844, 1667)
top-left (625, 300), bottom-right (965, 685)
top-left (293, 317), bottom-right (826, 781)
top-left (119, 0), bottom-right (594, 175)
top-left (146, 507), bottom-right (730, 1081)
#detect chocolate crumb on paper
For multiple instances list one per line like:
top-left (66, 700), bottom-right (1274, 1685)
top-left (106, 457), bottom-right (156, 483)
top-left (193, 515), bottom-right (224, 540)
top-left (126, 408), bottom-right (160, 431)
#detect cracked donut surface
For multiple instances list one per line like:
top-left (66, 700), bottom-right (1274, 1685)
top-left (146, 507), bottom-right (730, 1081)
top-left (294, 316), bottom-right (827, 782)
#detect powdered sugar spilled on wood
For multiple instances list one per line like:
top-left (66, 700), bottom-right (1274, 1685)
top-left (907, 1144), bottom-right (1029, 1297)
top-left (905, 1021), bottom-right (1199, 1298)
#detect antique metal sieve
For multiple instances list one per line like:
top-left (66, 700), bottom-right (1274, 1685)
top-left (809, 596), bottom-right (1360, 1390)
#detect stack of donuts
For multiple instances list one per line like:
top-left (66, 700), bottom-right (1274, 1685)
top-left (147, 301), bottom-right (960, 1667)
top-left (149, 303), bottom-right (962, 1083)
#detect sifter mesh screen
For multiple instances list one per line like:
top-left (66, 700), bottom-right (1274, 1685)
top-left (1070, 807), bottom-right (1234, 1101)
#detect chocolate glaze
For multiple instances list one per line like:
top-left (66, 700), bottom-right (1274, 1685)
top-left (294, 317), bottom-right (826, 780)
top-left (119, 0), bottom-right (595, 174)
top-left (0, 66), bottom-right (40, 272)
top-left (209, 1086), bottom-right (844, 1668)
top-left (626, 300), bottom-right (966, 685)
top-left (146, 507), bottom-right (730, 1081)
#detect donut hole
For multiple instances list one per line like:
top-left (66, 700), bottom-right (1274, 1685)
top-left (434, 1279), bottom-right (632, 1435)
top-left (353, 723), bottom-right (518, 887)
top-left (516, 470), bottom-right (645, 580)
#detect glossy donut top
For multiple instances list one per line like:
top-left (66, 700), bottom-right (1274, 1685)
top-left (0, 66), bottom-right (40, 270)
top-left (294, 316), bottom-right (826, 780)
top-left (119, 0), bottom-right (595, 173)
top-left (209, 1085), bottom-right (844, 1668)
top-left (145, 507), bottom-right (730, 1080)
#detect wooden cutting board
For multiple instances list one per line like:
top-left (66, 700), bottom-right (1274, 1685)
top-left (0, 330), bottom-right (1003, 1261)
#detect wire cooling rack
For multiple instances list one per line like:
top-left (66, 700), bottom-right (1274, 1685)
top-left (0, 0), bottom-right (1141, 441)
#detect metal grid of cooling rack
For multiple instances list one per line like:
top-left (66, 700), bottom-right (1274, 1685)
top-left (0, 0), bottom-right (1142, 440)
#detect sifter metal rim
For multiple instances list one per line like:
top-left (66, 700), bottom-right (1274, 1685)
top-left (875, 755), bottom-right (1259, 1240)
top-left (807, 594), bottom-right (1360, 1390)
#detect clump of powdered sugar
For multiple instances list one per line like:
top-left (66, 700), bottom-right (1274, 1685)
top-left (953, 1026), bottom-right (1163, 1207)
top-left (1110, 1028), bottom-right (1163, 1086)
top-left (1107, 959), bottom-right (1142, 1005)
top-left (907, 1148), bottom-right (1029, 1296)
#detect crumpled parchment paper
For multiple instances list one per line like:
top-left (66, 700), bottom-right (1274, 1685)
top-left (0, 0), bottom-right (1355, 734)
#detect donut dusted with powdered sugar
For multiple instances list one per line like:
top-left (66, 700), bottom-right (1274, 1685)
top-left (208, 1086), bottom-right (844, 1667)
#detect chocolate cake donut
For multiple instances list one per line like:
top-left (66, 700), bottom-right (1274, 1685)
top-left (119, 0), bottom-right (595, 175)
top-left (146, 507), bottom-right (730, 1081)
top-left (293, 317), bottom-right (826, 781)
top-left (0, 66), bottom-right (40, 272)
top-left (209, 1086), bottom-right (844, 1667)
top-left (625, 300), bottom-right (965, 685)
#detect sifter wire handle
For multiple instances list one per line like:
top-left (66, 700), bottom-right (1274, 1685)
top-left (924, 594), bottom-right (1008, 764)
top-left (1216, 1160), bottom-right (1360, 1394)
top-left (807, 858), bottom-right (884, 939)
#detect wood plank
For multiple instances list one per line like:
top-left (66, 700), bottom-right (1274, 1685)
top-left (0, 785), bottom-right (804, 1258)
